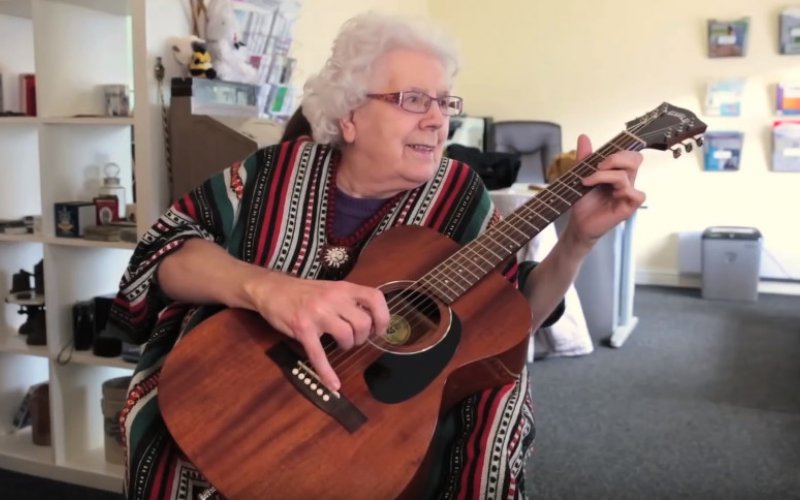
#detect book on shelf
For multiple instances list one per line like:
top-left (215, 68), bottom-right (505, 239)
top-left (772, 120), bottom-right (800, 172)
top-left (19, 74), bottom-right (36, 116)
top-left (703, 131), bottom-right (744, 171)
top-left (776, 82), bottom-right (800, 115)
top-left (704, 79), bottom-right (745, 116)
top-left (779, 8), bottom-right (800, 55)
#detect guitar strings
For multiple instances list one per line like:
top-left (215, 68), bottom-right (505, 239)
top-left (321, 118), bottom-right (688, 384)
top-left (372, 114), bottom-right (689, 331)
top-left (323, 134), bottom-right (646, 382)
top-left (323, 135), bottom-right (642, 382)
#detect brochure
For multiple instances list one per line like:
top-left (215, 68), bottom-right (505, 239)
top-left (703, 131), bottom-right (744, 171)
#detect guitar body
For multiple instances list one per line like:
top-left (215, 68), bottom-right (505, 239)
top-left (159, 225), bottom-right (532, 499)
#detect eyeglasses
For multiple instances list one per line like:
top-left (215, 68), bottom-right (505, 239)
top-left (366, 91), bottom-right (463, 116)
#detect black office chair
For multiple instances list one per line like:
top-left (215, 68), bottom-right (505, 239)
top-left (490, 121), bottom-right (562, 184)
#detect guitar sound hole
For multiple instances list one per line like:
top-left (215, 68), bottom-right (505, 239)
top-left (369, 283), bottom-right (447, 355)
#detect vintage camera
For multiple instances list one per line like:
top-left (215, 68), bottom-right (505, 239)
top-left (72, 294), bottom-right (117, 351)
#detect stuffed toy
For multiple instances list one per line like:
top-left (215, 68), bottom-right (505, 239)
top-left (546, 150), bottom-right (579, 183)
top-left (169, 35), bottom-right (217, 79)
top-left (169, 35), bottom-right (203, 69)
top-left (204, 0), bottom-right (258, 84)
top-left (189, 40), bottom-right (217, 79)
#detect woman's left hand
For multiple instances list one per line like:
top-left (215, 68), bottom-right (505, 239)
top-left (564, 134), bottom-right (646, 251)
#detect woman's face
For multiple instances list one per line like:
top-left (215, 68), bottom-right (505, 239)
top-left (339, 48), bottom-right (451, 195)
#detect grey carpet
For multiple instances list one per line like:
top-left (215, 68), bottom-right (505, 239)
top-left (526, 285), bottom-right (800, 500)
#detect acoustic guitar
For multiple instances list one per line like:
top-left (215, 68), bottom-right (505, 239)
top-left (159, 103), bottom-right (707, 499)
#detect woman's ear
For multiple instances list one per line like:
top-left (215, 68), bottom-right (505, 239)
top-left (339, 113), bottom-right (356, 144)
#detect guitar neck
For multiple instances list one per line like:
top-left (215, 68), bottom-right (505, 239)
top-left (421, 130), bottom-right (646, 304)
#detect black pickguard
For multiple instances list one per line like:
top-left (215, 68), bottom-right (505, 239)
top-left (364, 314), bottom-right (461, 404)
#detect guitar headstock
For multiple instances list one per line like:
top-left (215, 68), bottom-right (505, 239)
top-left (626, 102), bottom-right (708, 158)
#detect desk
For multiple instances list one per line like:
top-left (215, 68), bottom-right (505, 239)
top-left (489, 184), bottom-right (593, 360)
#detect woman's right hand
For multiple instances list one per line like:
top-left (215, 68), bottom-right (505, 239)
top-left (243, 270), bottom-right (391, 391)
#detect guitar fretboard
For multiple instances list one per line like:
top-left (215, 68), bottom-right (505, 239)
top-left (420, 130), bottom-right (646, 304)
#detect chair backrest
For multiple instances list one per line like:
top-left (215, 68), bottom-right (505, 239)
top-left (491, 121), bottom-right (562, 184)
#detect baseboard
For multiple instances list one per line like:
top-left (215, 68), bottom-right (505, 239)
top-left (635, 270), bottom-right (800, 296)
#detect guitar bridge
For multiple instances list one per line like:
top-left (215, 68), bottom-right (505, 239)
top-left (266, 343), bottom-right (367, 433)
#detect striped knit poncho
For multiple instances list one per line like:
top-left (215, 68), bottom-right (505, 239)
top-left (109, 139), bottom-right (539, 499)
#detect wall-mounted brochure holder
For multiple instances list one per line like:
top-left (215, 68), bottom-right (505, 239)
top-left (773, 121), bottom-right (800, 172)
top-left (779, 8), bottom-right (800, 55)
top-left (703, 131), bottom-right (744, 171)
top-left (707, 18), bottom-right (749, 58)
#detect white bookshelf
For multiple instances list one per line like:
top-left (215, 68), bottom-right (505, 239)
top-left (0, 333), bottom-right (49, 358)
top-left (0, 0), bottom-right (190, 492)
top-left (0, 233), bottom-right (43, 243)
top-left (67, 350), bottom-right (137, 369)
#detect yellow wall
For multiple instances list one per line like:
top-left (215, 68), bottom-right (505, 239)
top-left (428, 0), bottom-right (800, 283)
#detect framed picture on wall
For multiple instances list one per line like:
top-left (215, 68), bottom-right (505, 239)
top-left (707, 18), bottom-right (750, 58)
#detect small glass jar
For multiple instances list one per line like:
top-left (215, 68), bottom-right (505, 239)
top-left (99, 163), bottom-right (126, 219)
top-left (104, 84), bottom-right (131, 117)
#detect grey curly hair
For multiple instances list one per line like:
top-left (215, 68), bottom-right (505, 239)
top-left (301, 12), bottom-right (461, 145)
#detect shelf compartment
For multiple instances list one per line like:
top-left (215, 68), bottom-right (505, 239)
top-left (0, 117), bottom-right (38, 125)
top-left (51, 0), bottom-right (130, 17)
top-left (0, 233), bottom-right (44, 244)
top-left (0, 353), bottom-right (49, 445)
top-left (0, 428), bottom-right (55, 473)
top-left (38, 125), bottom-right (133, 238)
top-left (0, 334), bottom-right (49, 358)
top-left (66, 349), bottom-right (136, 370)
top-left (40, 116), bottom-right (134, 126)
top-left (49, 362), bottom-right (130, 488)
top-left (33, 0), bottom-right (132, 118)
top-left (62, 446), bottom-right (125, 489)
top-left (0, 429), bottom-right (122, 493)
top-left (46, 236), bottom-right (136, 251)
top-left (0, 7), bottom-right (35, 118)
top-left (0, 125), bottom-right (40, 219)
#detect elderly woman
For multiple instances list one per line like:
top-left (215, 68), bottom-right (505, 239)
top-left (110, 11), bottom-right (644, 500)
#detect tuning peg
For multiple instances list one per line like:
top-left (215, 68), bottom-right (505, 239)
top-left (683, 141), bottom-right (694, 153)
top-left (671, 147), bottom-right (683, 159)
top-left (695, 136), bottom-right (704, 147)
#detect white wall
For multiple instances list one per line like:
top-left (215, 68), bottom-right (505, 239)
top-left (429, 0), bottom-right (800, 284)
top-left (291, 0), bottom-right (428, 88)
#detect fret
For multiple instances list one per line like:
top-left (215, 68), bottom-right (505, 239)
top-left (501, 217), bottom-right (531, 241)
top-left (558, 180), bottom-right (583, 197)
top-left (419, 275), bottom-right (459, 303)
top-left (415, 278), bottom-right (456, 304)
top-left (511, 213), bottom-right (542, 233)
top-left (487, 225), bottom-right (527, 251)
top-left (471, 235), bottom-right (506, 262)
top-left (446, 257), bottom-right (483, 282)
top-left (545, 189), bottom-right (569, 205)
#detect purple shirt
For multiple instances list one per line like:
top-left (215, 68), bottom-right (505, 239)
top-left (331, 188), bottom-right (387, 239)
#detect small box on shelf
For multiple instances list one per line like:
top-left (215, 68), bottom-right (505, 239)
top-left (54, 202), bottom-right (96, 237)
